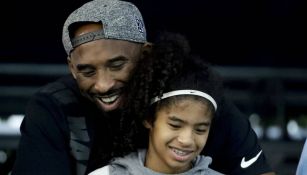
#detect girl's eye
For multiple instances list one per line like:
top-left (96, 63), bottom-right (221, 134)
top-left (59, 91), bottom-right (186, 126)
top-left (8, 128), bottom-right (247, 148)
top-left (169, 123), bottom-right (181, 129)
top-left (195, 128), bottom-right (207, 135)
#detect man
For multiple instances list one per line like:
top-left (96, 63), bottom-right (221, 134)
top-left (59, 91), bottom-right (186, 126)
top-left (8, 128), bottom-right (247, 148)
top-left (12, 0), bottom-right (275, 175)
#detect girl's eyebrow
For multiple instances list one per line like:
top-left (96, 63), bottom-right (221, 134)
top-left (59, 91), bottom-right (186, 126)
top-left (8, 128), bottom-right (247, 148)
top-left (168, 116), bottom-right (211, 126)
top-left (196, 121), bottom-right (211, 127)
top-left (168, 116), bottom-right (184, 123)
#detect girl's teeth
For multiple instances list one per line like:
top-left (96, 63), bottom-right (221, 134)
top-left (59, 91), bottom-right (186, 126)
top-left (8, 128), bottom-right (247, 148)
top-left (173, 148), bottom-right (188, 156)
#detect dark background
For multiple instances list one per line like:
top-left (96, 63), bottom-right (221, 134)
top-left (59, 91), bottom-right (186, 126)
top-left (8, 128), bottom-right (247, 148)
top-left (0, 1), bottom-right (306, 174)
top-left (1, 0), bottom-right (306, 67)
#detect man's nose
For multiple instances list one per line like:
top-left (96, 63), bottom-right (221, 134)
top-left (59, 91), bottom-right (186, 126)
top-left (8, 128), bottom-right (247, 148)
top-left (93, 70), bottom-right (115, 93)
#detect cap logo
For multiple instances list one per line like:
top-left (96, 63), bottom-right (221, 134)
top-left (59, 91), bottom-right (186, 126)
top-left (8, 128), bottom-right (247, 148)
top-left (135, 16), bottom-right (144, 33)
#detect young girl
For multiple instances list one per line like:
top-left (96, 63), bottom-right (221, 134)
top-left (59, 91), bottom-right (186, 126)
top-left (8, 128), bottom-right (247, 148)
top-left (89, 32), bottom-right (224, 175)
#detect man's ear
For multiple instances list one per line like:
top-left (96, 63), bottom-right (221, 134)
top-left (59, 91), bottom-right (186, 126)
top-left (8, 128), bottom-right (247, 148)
top-left (141, 42), bottom-right (153, 58)
top-left (67, 56), bottom-right (77, 79)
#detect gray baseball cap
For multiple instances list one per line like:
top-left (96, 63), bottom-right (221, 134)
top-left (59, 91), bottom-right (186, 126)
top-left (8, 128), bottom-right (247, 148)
top-left (62, 0), bottom-right (147, 55)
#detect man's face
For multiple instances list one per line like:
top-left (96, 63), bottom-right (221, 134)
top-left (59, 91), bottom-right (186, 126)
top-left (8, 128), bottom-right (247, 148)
top-left (68, 23), bottom-right (143, 112)
top-left (144, 98), bottom-right (213, 174)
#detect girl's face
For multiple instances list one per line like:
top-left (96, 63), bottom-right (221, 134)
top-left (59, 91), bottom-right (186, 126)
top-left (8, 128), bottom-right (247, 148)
top-left (144, 98), bottom-right (213, 174)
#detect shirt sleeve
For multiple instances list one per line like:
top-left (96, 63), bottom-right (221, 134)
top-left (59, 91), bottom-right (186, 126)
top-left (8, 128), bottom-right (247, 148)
top-left (11, 93), bottom-right (72, 175)
top-left (204, 97), bottom-right (274, 175)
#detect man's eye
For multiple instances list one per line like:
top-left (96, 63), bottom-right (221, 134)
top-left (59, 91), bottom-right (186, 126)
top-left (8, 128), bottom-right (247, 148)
top-left (109, 61), bottom-right (127, 70)
top-left (81, 70), bottom-right (95, 77)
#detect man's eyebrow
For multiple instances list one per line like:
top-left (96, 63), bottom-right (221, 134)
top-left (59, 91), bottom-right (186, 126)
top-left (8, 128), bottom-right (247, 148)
top-left (106, 56), bottom-right (129, 63)
top-left (75, 56), bottom-right (129, 70)
top-left (76, 64), bottom-right (94, 71)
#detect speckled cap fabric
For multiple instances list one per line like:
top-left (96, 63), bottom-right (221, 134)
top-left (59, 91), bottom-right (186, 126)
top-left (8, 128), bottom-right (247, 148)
top-left (62, 0), bottom-right (147, 55)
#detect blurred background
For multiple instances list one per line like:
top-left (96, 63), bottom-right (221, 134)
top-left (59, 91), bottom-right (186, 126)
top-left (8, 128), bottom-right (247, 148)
top-left (0, 0), bottom-right (306, 174)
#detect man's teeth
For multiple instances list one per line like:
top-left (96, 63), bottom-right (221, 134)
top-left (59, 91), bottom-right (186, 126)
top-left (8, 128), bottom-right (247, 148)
top-left (172, 148), bottom-right (189, 156)
top-left (99, 95), bottom-right (119, 103)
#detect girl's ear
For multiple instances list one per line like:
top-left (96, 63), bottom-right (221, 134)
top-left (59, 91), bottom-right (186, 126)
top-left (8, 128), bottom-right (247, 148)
top-left (143, 120), bottom-right (152, 129)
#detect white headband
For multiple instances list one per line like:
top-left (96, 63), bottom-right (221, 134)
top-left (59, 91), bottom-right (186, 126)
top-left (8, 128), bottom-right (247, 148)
top-left (150, 89), bottom-right (217, 111)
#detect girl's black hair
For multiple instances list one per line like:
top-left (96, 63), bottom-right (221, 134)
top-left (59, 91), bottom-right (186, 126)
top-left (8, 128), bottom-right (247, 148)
top-left (94, 31), bottom-right (224, 165)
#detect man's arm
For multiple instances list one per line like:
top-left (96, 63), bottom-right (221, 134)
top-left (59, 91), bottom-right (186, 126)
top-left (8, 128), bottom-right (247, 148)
top-left (204, 96), bottom-right (276, 175)
top-left (12, 94), bottom-right (72, 175)
top-left (226, 99), bottom-right (276, 175)
top-left (226, 100), bottom-right (275, 175)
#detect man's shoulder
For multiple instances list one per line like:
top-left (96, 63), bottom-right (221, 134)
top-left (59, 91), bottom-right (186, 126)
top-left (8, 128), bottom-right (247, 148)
top-left (34, 75), bottom-right (81, 106)
top-left (210, 96), bottom-right (253, 142)
top-left (214, 96), bottom-right (250, 126)
top-left (39, 75), bottom-right (76, 93)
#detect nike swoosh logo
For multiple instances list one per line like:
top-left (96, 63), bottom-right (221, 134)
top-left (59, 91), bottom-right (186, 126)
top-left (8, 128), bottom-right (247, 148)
top-left (240, 150), bottom-right (262, 168)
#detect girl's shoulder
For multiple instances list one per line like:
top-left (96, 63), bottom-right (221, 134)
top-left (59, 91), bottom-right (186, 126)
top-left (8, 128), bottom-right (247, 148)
top-left (88, 165), bottom-right (110, 175)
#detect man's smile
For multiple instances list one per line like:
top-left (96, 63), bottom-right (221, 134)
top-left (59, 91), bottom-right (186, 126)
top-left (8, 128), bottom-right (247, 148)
top-left (95, 89), bottom-right (122, 104)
